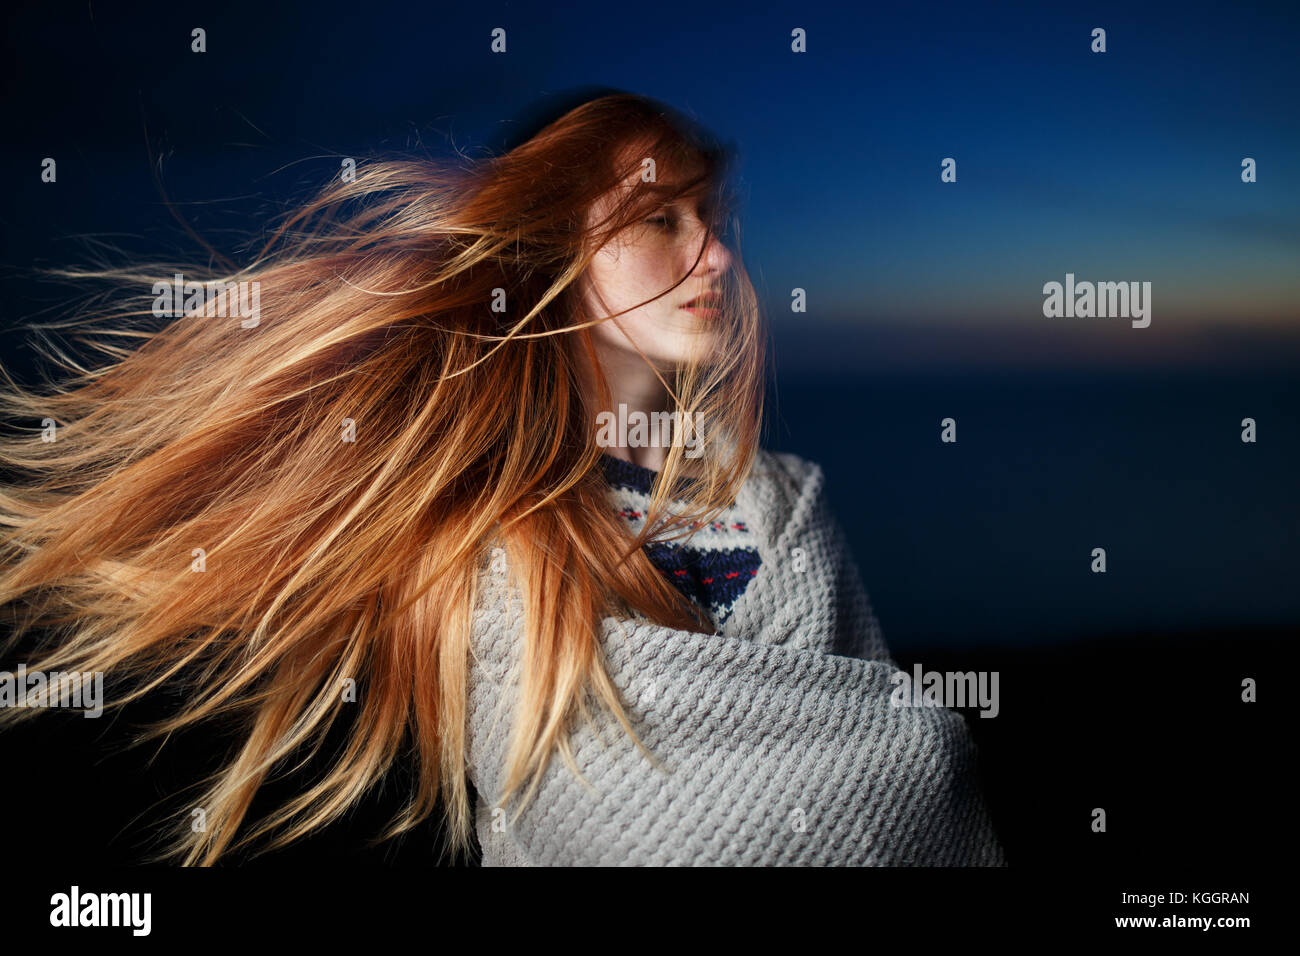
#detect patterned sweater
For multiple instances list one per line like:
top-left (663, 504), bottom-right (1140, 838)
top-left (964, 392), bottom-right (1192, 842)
top-left (467, 448), bottom-right (1006, 865)
top-left (599, 452), bottom-right (763, 628)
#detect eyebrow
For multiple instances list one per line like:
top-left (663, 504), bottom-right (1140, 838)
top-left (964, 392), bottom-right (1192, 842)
top-left (670, 194), bottom-right (737, 219)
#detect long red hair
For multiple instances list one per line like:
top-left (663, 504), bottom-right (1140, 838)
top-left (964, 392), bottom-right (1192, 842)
top-left (0, 91), bottom-right (766, 864)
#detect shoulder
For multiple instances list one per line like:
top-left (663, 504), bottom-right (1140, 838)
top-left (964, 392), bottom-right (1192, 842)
top-left (750, 447), bottom-right (824, 490)
top-left (740, 448), bottom-right (831, 547)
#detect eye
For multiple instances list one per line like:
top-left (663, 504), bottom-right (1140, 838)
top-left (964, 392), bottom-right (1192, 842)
top-left (644, 214), bottom-right (676, 229)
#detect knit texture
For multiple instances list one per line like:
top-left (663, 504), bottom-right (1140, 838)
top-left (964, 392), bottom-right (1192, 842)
top-left (467, 448), bottom-right (1006, 866)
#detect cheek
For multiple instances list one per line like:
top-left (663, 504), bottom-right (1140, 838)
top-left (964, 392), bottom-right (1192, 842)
top-left (590, 245), bottom-right (675, 313)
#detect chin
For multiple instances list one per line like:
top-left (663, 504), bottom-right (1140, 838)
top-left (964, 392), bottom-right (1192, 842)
top-left (679, 329), bottom-right (724, 366)
top-left (652, 341), bottom-right (712, 370)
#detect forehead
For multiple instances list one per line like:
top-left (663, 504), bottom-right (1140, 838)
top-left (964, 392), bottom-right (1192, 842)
top-left (593, 166), bottom-right (717, 214)
top-left (581, 139), bottom-right (725, 233)
top-left (609, 136), bottom-right (713, 190)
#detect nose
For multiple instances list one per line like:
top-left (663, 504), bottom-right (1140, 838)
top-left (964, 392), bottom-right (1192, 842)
top-left (688, 222), bottom-right (732, 276)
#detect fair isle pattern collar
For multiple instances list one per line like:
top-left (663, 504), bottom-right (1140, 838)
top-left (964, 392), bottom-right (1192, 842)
top-left (598, 453), bottom-right (762, 625)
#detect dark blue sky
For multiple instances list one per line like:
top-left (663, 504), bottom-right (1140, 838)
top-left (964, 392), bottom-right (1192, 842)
top-left (4, 0), bottom-right (1296, 375)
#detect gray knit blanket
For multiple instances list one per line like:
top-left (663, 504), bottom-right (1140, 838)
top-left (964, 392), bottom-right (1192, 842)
top-left (467, 449), bottom-right (1006, 865)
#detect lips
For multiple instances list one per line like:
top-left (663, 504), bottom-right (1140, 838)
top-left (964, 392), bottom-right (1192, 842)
top-left (682, 292), bottom-right (723, 309)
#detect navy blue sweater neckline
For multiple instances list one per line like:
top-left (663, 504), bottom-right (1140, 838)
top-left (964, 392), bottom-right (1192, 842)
top-left (598, 451), bottom-right (660, 495)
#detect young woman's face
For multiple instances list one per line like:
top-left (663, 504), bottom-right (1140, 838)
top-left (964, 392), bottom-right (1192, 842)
top-left (579, 183), bottom-right (732, 371)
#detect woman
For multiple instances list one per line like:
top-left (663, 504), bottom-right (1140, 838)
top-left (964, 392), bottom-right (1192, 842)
top-left (0, 91), bottom-right (1004, 866)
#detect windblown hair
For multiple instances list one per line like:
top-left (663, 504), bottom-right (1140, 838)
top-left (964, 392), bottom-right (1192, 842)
top-left (0, 92), bottom-right (765, 864)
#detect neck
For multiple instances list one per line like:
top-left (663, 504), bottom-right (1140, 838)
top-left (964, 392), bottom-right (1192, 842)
top-left (580, 339), bottom-right (674, 472)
